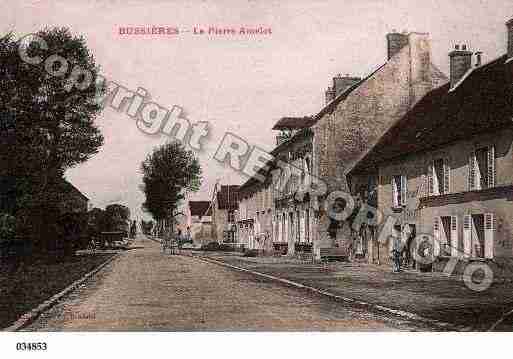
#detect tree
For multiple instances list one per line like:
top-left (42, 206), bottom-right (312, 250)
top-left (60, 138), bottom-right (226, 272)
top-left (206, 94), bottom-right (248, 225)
top-left (140, 142), bottom-right (201, 237)
top-left (104, 204), bottom-right (130, 233)
top-left (140, 219), bottom-right (154, 235)
top-left (0, 28), bottom-right (104, 253)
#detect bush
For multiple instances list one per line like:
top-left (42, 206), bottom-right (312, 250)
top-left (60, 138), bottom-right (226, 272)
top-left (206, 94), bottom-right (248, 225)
top-left (200, 242), bottom-right (233, 252)
top-left (0, 213), bottom-right (24, 257)
top-left (200, 242), bottom-right (221, 251)
top-left (0, 213), bottom-right (15, 243)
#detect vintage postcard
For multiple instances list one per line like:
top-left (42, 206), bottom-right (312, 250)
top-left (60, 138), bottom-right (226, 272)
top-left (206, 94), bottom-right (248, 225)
top-left (1, 0), bottom-right (512, 357)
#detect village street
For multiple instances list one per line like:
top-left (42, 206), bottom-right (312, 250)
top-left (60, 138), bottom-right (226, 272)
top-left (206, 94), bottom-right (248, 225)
top-left (24, 235), bottom-right (431, 331)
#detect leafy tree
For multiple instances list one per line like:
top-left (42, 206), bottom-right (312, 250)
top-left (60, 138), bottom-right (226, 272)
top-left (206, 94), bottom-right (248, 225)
top-left (104, 204), bottom-right (130, 232)
top-left (140, 219), bottom-right (154, 235)
top-left (87, 207), bottom-right (106, 237)
top-left (140, 142), bottom-right (201, 236)
top-left (0, 28), bottom-right (104, 253)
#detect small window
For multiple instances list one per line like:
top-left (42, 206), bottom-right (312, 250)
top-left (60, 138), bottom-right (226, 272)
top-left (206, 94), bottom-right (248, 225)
top-left (428, 158), bottom-right (450, 196)
top-left (469, 146), bottom-right (496, 190)
top-left (392, 175), bottom-right (406, 207)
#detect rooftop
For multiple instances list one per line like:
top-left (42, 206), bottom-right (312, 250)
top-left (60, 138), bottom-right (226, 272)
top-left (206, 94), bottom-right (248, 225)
top-left (350, 54), bottom-right (513, 174)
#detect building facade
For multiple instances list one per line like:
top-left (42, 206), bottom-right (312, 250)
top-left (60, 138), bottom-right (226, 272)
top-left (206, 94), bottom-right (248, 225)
top-left (348, 19), bottom-right (513, 276)
top-left (235, 30), bottom-right (448, 259)
top-left (311, 31), bottom-right (447, 257)
top-left (186, 200), bottom-right (213, 246)
top-left (237, 173), bottom-right (274, 252)
top-left (211, 184), bottom-right (239, 243)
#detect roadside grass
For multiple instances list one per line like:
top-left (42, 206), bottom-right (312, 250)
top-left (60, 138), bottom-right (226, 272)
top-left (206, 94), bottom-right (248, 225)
top-left (0, 253), bottom-right (114, 328)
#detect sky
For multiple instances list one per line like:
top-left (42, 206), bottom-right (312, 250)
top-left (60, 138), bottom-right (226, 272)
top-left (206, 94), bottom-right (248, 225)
top-left (3, 0), bottom-right (512, 221)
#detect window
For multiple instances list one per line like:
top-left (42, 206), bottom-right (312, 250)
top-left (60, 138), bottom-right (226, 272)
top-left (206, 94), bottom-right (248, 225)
top-left (228, 210), bottom-right (235, 223)
top-left (295, 210), bottom-right (301, 242)
top-left (463, 213), bottom-right (495, 258)
top-left (469, 146), bottom-right (495, 191)
top-left (305, 209), bottom-right (310, 242)
top-left (392, 175), bottom-right (407, 207)
top-left (434, 216), bottom-right (458, 256)
top-left (429, 158), bottom-right (450, 195)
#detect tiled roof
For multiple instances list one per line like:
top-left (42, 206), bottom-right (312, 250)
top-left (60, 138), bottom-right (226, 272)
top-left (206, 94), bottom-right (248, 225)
top-left (350, 54), bottom-right (513, 174)
top-left (189, 201), bottom-right (211, 216)
top-left (60, 179), bottom-right (89, 201)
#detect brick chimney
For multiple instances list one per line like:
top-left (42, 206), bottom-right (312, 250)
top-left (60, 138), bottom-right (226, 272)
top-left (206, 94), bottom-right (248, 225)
top-left (449, 44), bottom-right (473, 88)
top-left (507, 18), bottom-right (513, 58)
top-left (386, 30), bottom-right (408, 60)
top-left (325, 86), bottom-right (335, 105)
top-left (332, 74), bottom-right (361, 97)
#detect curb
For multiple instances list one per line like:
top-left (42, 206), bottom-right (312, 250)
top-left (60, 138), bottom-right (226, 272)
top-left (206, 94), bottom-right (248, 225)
top-left (3, 252), bottom-right (122, 332)
top-left (188, 254), bottom-right (472, 332)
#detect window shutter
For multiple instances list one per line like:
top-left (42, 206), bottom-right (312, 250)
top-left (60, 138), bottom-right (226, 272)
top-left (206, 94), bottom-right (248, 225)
top-left (487, 146), bottom-right (496, 188)
top-left (428, 163), bottom-right (434, 196)
top-left (433, 217), bottom-right (441, 257)
top-left (401, 175), bottom-right (407, 206)
top-left (299, 211), bottom-right (305, 242)
top-left (468, 153), bottom-right (476, 191)
top-left (392, 177), bottom-right (397, 207)
top-left (463, 215), bottom-right (472, 258)
top-left (443, 159), bottom-right (451, 194)
top-left (451, 216), bottom-right (459, 257)
top-left (484, 213), bottom-right (495, 259)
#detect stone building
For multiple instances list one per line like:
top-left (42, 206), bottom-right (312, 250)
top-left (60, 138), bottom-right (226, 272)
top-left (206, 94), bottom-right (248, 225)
top-left (311, 31), bottom-right (447, 257)
top-left (348, 18), bottom-right (513, 276)
top-left (270, 117), bottom-right (317, 256)
top-left (211, 184), bottom-right (239, 243)
top-left (237, 166), bottom-right (274, 252)
top-left (235, 30), bottom-right (448, 259)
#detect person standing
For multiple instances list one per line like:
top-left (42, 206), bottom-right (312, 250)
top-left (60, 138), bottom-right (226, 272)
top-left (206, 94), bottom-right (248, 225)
top-left (391, 235), bottom-right (403, 273)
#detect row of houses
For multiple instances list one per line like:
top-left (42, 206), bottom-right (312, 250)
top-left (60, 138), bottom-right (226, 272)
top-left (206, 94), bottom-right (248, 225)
top-left (188, 18), bottom-right (513, 277)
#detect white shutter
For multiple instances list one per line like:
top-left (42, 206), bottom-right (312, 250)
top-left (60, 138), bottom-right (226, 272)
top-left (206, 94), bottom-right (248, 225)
top-left (392, 177), bottom-right (398, 207)
top-left (428, 163), bottom-right (434, 196)
top-left (451, 216), bottom-right (459, 257)
top-left (463, 215), bottom-right (472, 258)
top-left (299, 211), bottom-right (305, 242)
top-left (433, 217), bottom-right (441, 257)
top-left (487, 146), bottom-right (496, 188)
top-left (401, 175), bottom-right (407, 206)
top-left (443, 159), bottom-right (451, 194)
top-left (468, 153), bottom-right (476, 191)
top-left (484, 213), bottom-right (495, 259)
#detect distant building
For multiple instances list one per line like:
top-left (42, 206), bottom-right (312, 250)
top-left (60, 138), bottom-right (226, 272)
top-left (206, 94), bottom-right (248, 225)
top-left (58, 179), bottom-right (89, 214)
top-left (186, 200), bottom-right (213, 245)
top-left (211, 184), bottom-right (239, 243)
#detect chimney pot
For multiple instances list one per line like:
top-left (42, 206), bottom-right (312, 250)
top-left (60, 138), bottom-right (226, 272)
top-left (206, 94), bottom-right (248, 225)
top-left (325, 86), bottom-right (335, 105)
top-left (475, 51), bottom-right (483, 67)
top-left (455, 44), bottom-right (460, 50)
top-left (386, 31), bottom-right (409, 60)
top-left (507, 18), bottom-right (513, 58)
top-left (331, 74), bottom-right (361, 99)
top-left (449, 45), bottom-right (473, 88)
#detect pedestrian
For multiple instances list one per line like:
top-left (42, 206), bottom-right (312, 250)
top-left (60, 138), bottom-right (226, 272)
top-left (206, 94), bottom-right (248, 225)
top-left (186, 226), bottom-right (191, 244)
top-left (391, 235), bottom-right (403, 273)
